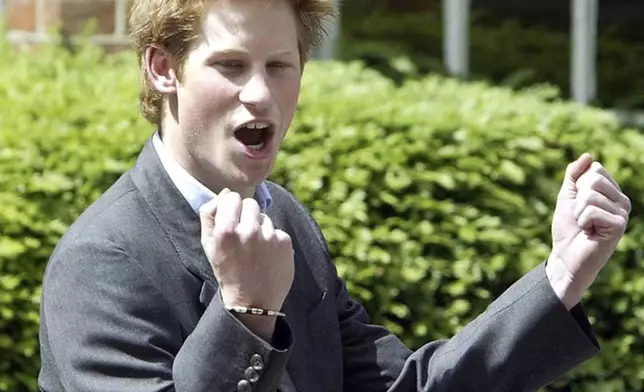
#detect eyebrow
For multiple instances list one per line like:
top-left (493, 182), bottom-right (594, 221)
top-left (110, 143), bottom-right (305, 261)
top-left (271, 50), bottom-right (297, 57)
top-left (205, 48), bottom-right (297, 61)
top-left (207, 48), bottom-right (249, 58)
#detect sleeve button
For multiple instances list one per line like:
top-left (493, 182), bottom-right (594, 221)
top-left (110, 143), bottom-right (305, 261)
top-left (237, 379), bottom-right (252, 392)
top-left (245, 367), bottom-right (260, 383)
top-left (250, 354), bottom-right (264, 370)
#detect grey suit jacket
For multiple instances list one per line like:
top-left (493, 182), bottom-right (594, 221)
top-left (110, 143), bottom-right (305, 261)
top-left (38, 138), bottom-right (600, 392)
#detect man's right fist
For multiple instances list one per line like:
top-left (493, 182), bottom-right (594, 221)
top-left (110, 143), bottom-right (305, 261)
top-left (199, 189), bottom-right (295, 312)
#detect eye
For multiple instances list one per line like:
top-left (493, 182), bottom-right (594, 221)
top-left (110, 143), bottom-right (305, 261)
top-left (214, 60), bottom-right (245, 72)
top-left (267, 61), bottom-right (290, 70)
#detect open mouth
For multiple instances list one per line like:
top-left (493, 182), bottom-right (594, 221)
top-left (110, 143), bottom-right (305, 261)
top-left (234, 121), bottom-right (275, 151)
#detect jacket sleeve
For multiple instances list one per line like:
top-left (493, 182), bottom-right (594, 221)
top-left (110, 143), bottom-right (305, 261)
top-left (39, 240), bottom-right (292, 392)
top-left (335, 259), bottom-right (600, 392)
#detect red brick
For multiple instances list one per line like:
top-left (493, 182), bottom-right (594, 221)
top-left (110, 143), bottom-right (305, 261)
top-left (61, 0), bottom-right (116, 35)
top-left (5, 0), bottom-right (134, 53)
top-left (6, 0), bottom-right (37, 32)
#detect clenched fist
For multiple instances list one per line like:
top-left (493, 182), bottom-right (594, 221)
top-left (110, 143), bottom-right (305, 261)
top-left (546, 153), bottom-right (631, 309)
top-left (199, 189), bottom-right (295, 318)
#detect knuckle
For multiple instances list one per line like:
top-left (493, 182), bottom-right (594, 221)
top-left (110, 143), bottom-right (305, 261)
top-left (268, 230), bottom-right (281, 242)
top-left (277, 230), bottom-right (293, 245)
top-left (575, 173), bottom-right (589, 190)
top-left (237, 227), bottom-right (259, 242)
top-left (587, 173), bottom-right (603, 189)
top-left (591, 204), bottom-right (603, 213)
top-left (250, 225), bottom-right (262, 238)
top-left (198, 201), bottom-right (215, 217)
top-left (624, 195), bottom-right (632, 213)
top-left (242, 197), bottom-right (259, 208)
top-left (224, 191), bottom-right (242, 204)
top-left (283, 235), bottom-right (293, 247)
top-left (616, 215), bottom-right (628, 230)
top-left (590, 161), bottom-right (604, 172)
top-left (215, 226), bottom-right (238, 241)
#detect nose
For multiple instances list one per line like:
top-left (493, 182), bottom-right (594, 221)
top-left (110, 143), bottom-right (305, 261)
top-left (239, 71), bottom-right (272, 111)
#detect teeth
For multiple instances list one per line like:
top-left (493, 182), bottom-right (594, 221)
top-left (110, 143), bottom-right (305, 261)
top-left (246, 122), bottom-right (270, 130)
top-left (248, 142), bottom-right (264, 151)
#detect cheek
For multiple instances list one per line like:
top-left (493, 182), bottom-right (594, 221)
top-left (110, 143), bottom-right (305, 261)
top-left (278, 77), bottom-right (301, 117)
top-left (179, 72), bottom-right (239, 122)
top-left (177, 79), bottom-right (239, 153)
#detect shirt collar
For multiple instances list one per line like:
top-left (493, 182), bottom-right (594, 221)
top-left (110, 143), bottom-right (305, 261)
top-left (152, 132), bottom-right (272, 214)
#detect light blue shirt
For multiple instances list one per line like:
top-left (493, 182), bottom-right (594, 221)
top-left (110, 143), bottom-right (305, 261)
top-left (152, 132), bottom-right (272, 213)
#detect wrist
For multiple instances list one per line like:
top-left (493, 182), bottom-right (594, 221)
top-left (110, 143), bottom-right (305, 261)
top-left (220, 286), bottom-right (283, 310)
top-left (233, 313), bottom-right (277, 343)
top-left (545, 253), bottom-right (584, 310)
top-left (220, 287), bottom-right (282, 343)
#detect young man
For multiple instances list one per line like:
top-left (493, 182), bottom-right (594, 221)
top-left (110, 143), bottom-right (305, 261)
top-left (38, 0), bottom-right (631, 391)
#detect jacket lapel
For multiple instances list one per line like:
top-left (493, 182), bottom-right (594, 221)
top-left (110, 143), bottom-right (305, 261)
top-left (130, 137), bottom-right (216, 285)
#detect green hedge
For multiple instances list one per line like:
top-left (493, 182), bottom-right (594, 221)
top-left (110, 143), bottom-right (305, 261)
top-left (2, 34), bottom-right (644, 392)
top-left (0, 37), bottom-right (151, 391)
top-left (338, 10), bottom-right (644, 111)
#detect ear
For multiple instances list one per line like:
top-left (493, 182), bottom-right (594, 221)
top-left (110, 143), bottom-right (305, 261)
top-left (144, 46), bottom-right (179, 94)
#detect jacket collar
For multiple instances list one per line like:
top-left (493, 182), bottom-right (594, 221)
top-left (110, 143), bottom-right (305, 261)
top-left (130, 137), bottom-right (216, 284)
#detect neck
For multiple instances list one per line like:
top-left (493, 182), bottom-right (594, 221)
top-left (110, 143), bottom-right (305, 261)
top-left (157, 128), bottom-right (256, 199)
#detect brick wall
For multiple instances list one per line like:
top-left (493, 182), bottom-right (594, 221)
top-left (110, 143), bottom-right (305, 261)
top-left (3, 0), bottom-right (338, 56)
top-left (5, 0), bottom-right (132, 52)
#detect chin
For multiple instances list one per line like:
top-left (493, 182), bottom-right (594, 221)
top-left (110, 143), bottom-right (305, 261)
top-left (242, 156), bottom-right (276, 177)
top-left (230, 166), bottom-right (272, 188)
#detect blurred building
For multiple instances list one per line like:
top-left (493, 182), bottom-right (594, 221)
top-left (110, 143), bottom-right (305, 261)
top-left (3, 0), bottom-right (133, 52)
top-left (1, 0), bottom-right (339, 57)
top-left (2, 0), bottom-right (642, 124)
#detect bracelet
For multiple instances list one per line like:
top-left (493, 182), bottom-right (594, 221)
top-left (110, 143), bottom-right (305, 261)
top-left (226, 305), bottom-right (286, 317)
